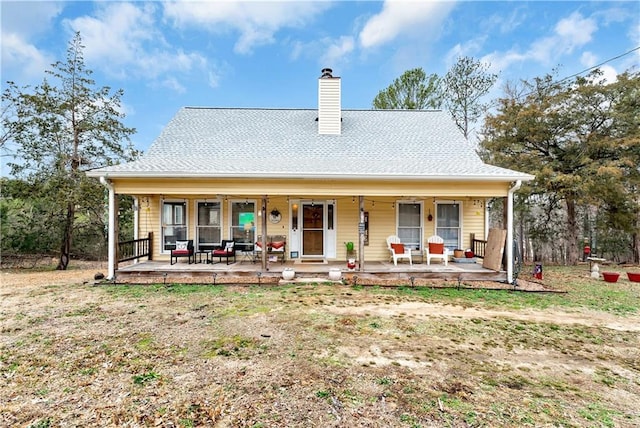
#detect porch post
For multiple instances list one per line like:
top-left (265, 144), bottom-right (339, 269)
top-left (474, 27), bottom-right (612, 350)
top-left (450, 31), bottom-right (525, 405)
top-left (261, 196), bottom-right (267, 271)
top-left (133, 196), bottom-right (139, 264)
top-left (100, 177), bottom-right (117, 280)
top-left (359, 196), bottom-right (365, 271)
top-left (506, 180), bottom-right (522, 283)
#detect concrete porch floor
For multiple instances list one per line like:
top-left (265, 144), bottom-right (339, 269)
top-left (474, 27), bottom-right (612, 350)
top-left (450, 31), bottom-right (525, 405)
top-left (115, 257), bottom-right (507, 285)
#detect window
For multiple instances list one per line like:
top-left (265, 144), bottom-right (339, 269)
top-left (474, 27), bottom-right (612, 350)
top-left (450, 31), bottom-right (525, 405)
top-left (196, 201), bottom-right (221, 251)
top-left (230, 201), bottom-right (255, 252)
top-left (162, 201), bottom-right (187, 251)
top-left (436, 202), bottom-right (461, 249)
top-left (398, 202), bottom-right (422, 250)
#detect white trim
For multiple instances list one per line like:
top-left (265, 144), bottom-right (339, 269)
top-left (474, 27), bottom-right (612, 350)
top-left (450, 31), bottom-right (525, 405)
top-left (194, 199), bottom-right (223, 251)
top-left (507, 181), bottom-right (522, 283)
top-left (160, 199), bottom-right (189, 254)
top-left (99, 177), bottom-right (116, 280)
top-left (396, 200), bottom-right (424, 251)
top-left (434, 199), bottom-right (463, 250)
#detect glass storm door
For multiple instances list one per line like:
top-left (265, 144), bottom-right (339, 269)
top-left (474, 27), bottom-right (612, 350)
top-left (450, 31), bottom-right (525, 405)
top-left (302, 204), bottom-right (324, 257)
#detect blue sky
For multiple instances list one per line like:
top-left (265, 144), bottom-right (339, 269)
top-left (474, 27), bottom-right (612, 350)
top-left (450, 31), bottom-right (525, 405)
top-left (1, 1), bottom-right (639, 159)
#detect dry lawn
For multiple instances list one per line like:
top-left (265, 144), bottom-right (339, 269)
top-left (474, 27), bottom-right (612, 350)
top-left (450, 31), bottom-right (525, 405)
top-left (1, 264), bottom-right (639, 427)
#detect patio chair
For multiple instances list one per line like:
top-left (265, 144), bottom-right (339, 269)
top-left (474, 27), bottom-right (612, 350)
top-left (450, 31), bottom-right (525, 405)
top-left (170, 239), bottom-right (194, 265)
top-left (425, 235), bottom-right (449, 266)
top-left (386, 235), bottom-right (412, 266)
top-left (211, 240), bottom-right (236, 265)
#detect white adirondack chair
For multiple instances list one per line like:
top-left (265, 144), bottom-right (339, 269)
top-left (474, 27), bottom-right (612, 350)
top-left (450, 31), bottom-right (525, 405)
top-left (425, 235), bottom-right (449, 266)
top-left (386, 235), bottom-right (413, 266)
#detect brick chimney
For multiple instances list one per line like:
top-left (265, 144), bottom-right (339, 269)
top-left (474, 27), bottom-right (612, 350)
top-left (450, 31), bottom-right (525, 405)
top-left (318, 68), bottom-right (341, 135)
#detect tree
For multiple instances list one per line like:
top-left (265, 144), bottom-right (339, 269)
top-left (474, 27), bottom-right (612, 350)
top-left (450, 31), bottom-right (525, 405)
top-left (442, 56), bottom-right (497, 139)
top-left (372, 68), bottom-right (441, 110)
top-left (2, 32), bottom-right (138, 270)
top-left (480, 69), bottom-right (640, 264)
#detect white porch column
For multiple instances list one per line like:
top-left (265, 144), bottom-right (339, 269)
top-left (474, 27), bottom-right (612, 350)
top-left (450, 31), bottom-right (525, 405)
top-left (359, 196), bottom-right (365, 271)
top-left (100, 177), bottom-right (116, 280)
top-left (506, 180), bottom-right (522, 283)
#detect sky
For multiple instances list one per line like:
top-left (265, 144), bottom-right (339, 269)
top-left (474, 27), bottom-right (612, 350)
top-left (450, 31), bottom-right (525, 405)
top-left (1, 0), bottom-right (639, 163)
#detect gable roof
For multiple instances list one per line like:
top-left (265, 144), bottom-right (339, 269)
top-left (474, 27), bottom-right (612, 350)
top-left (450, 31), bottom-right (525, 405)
top-left (89, 107), bottom-right (533, 182)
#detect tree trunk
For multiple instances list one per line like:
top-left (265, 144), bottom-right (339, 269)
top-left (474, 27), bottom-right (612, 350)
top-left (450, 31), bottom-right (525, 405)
top-left (633, 231), bottom-right (640, 264)
top-left (56, 201), bottom-right (75, 270)
top-left (565, 198), bottom-right (580, 265)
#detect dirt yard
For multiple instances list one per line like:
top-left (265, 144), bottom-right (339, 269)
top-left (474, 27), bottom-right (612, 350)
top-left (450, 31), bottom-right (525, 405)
top-left (1, 265), bottom-right (639, 427)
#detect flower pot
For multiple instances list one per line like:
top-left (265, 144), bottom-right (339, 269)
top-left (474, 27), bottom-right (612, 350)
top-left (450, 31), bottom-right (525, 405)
top-left (328, 269), bottom-right (342, 281)
top-left (282, 268), bottom-right (295, 281)
top-left (464, 250), bottom-right (474, 258)
top-left (347, 258), bottom-right (356, 270)
top-left (453, 249), bottom-right (464, 258)
top-left (602, 272), bottom-right (620, 283)
top-left (627, 272), bottom-right (640, 283)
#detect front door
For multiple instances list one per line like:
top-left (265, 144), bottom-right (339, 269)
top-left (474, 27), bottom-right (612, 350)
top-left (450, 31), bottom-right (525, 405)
top-left (302, 203), bottom-right (324, 257)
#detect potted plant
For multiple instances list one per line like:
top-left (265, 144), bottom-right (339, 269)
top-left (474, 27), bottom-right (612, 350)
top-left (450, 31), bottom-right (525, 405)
top-left (345, 241), bottom-right (355, 252)
top-left (453, 249), bottom-right (464, 258)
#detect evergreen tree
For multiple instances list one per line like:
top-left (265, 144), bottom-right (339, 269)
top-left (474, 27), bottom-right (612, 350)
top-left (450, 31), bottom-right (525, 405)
top-left (2, 32), bottom-right (138, 269)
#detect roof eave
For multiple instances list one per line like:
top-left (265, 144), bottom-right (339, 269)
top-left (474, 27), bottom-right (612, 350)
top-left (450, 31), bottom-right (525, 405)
top-left (87, 171), bottom-right (535, 182)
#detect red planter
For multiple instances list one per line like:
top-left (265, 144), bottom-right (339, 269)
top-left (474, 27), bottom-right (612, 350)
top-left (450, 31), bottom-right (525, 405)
top-left (627, 272), bottom-right (640, 283)
top-left (602, 272), bottom-right (620, 283)
top-left (464, 250), bottom-right (474, 258)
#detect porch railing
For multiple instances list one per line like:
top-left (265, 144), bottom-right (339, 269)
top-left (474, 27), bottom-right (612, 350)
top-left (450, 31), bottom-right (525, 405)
top-left (118, 232), bottom-right (153, 263)
top-left (470, 233), bottom-right (486, 259)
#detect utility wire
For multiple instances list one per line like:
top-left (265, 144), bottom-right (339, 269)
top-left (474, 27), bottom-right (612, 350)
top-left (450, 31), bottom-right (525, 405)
top-left (487, 45), bottom-right (639, 107)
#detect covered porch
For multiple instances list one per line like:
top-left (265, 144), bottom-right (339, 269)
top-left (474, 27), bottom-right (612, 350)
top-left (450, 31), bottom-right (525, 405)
top-left (113, 257), bottom-right (507, 285)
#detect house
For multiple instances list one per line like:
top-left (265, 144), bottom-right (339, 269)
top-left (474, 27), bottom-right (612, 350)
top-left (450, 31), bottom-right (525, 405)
top-left (87, 68), bottom-right (534, 282)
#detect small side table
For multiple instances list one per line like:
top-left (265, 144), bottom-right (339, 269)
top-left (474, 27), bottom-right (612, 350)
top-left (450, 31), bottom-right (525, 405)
top-left (195, 251), bottom-right (210, 264)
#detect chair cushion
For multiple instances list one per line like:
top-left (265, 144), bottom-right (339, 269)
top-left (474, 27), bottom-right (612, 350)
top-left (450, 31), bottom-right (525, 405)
top-left (212, 249), bottom-right (228, 256)
top-left (390, 243), bottom-right (404, 254)
top-left (172, 249), bottom-right (190, 255)
top-left (175, 240), bottom-right (189, 250)
top-left (271, 241), bottom-right (285, 250)
top-left (429, 242), bottom-right (444, 254)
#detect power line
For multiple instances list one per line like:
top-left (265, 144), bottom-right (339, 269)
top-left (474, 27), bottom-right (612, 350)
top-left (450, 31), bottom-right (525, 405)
top-left (489, 45), bottom-right (639, 106)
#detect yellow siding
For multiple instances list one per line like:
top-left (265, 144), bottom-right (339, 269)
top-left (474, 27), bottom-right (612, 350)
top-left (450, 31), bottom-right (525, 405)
top-left (112, 177), bottom-right (511, 198)
top-left (126, 180), bottom-right (498, 261)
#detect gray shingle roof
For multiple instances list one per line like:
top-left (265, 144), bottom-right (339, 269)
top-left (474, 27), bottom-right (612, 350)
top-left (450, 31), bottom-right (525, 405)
top-left (89, 108), bottom-right (533, 181)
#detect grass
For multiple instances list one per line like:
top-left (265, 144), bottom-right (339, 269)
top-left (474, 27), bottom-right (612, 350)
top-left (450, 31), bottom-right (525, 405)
top-left (1, 265), bottom-right (639, 427)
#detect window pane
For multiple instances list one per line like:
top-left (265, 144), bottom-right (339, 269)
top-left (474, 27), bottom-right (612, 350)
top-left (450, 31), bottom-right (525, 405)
top-left (436, 203), bottom-right (460, 249)
top-left (398, 203), bottom-right (422, 250)
top-left (231, 202), bottom-right (255, 251)
top-left (162, 202), bottom-right (187, 251)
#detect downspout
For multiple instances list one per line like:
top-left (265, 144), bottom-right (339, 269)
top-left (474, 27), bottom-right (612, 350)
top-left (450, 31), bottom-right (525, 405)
top-left (507, 180), bottom-right (522, 284)
top-left (100, 176), bottom-right (116, 280)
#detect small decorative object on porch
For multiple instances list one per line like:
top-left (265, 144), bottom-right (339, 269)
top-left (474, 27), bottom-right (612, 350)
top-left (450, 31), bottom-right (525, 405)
top-left (347, 258), bottom-right (356, 271)
top-left (627, 272), bottom-right (640, 283)
top-left (345, 241), bottom-right (355, 252)
top-left (282, 268), bottom-right (295, 281)
top-left (453, 249), bottom-right (464, 258)
top-left (464, 249), bottom-right (474, 258)
top-left (602, 271), bottom-right (619, 283)
top-left (328, 268), bottom-right (342, 281)
top-left (269, 208), bottom-right (282, 224)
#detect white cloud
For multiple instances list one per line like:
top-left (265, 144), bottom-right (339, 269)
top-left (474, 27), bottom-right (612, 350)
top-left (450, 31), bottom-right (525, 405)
top-left (0, 2), bottom-right (62, 81)
top-left (320, 36), bottom-right (355, 68)
top-left (554, 12), bottom-right (597, 50)
top-left (479, 11), bottom-right (599, 74)
top-left (162, 0), bottom-right (331, 54)
top-left (63, 2), bottom-right (209, 92)
top-left (359, 0), bottom-right (456, 49)
top-left (580, 51), bottom-right (598, 68)
top-left (0, 32), bottom-right (52, 80)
